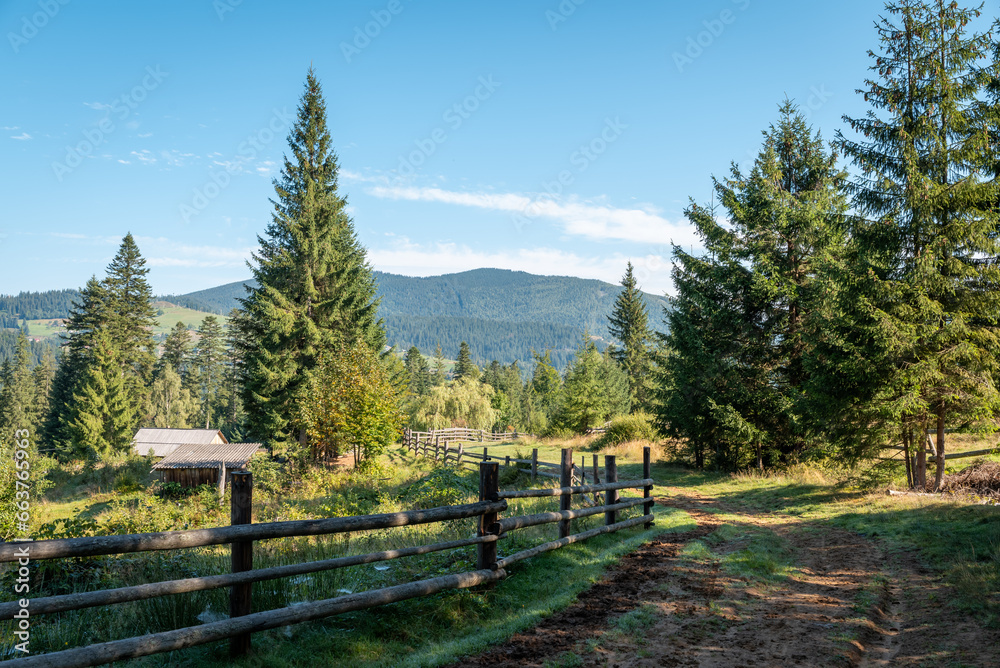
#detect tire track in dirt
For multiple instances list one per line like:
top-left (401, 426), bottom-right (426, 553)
top-left (445, 503), bottom-right (722, 668)
top-left (449, 490), bottom-right (1000, 667)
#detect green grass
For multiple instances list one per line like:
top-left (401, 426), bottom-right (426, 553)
top-left (25, 302), bottom-right (227, 343)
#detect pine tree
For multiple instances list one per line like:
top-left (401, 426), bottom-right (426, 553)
top-left (454, 341), bottom-right (477, 380)
top-left (404, 346), bottom-right (430, 396)
top-left (191, 316), bottom-right (226, 429)
top-left (67, 328), bottom-right (135, 458)
top-left (103, 232), bottom-right (158, 396)
top-left (657, 101), bottom-right (847, 469)
top-left (431, 342), bottom-right (446, 386)
top-left (558, 338), bottom-right (629, 433)
top-left (221, 308), bottom-right (248, 438)
top-left (42, 277), bottom-right (109, 453)
top-left (238, 68), bottom-right (386, 454)
top-left (824, 0), bottom-right (1000, 489)
top-left (0, 333), bottom-right (38, 445)
top-left (159, 321), bottom-right (192, 376)
top-left (607, 262), bottom-right (652, 411)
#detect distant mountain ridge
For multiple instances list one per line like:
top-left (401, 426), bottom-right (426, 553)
top-left (166, 269), bottom-right (668, 368)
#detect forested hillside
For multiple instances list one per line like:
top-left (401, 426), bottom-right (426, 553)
top-left (0, 289), bottom-right (80, 328)
top-left (163, 268), bottom-right (667, 366)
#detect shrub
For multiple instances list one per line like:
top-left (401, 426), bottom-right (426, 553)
top-left (592, 412), bottom-right (657, 449)
top-left (400, 468), bottom-right (477, 509)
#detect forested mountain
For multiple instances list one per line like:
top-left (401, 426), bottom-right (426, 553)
top-left (0, 289), bottom-right (81, 327)
top-left (0, 330), bottom-right (57, 366)
top-left (164, 269), bottom-right (667, 367)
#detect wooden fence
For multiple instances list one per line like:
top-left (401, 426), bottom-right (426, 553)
top-left (0, 449), bottom-right (654, 668)
top-left (403, 428), bottom-right (608, 487)
top-left (881, 429), bottom-right (999, 487)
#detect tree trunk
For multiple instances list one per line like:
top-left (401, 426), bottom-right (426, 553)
top-left (902, 428), bottom-right (913, 489)
top-left (934, 408), bottom-right (946, 492)
top-left (915, 436), bottom-right (926, 490)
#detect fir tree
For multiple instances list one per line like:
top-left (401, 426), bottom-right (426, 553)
top-left (431, 342), bottom-right (446, 386)
top-left (67, 328), bottom-right (135, 458)
top-left (191, 316), bottom-right (226, 429)
top-left (103, 232), bottom-right (158, 394)
top-left (607, 262), bottom-right (652, 411)
top-left (159, 321), bottom-right (192, 376)
top-left (0, 333), bottom-right (38, 445)
top-left (657, 101), bottom-right (847, 469)
top-left (824, 0), bottom-right (1000, 489)
top-left (238, 68), bottom-right (386, 454)
top-left (454, 341), bottom-right (477, 380)
top-left (404, 346), bottom-right (430, 396)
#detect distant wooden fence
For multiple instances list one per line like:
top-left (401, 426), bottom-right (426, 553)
top-left (880, 429), bottom-right (999, 488)
top-left (0, 449), bottom-right (654, 668)
top-left (403, 428), bottom-right (606, 488)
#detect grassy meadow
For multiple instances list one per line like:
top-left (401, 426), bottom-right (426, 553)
top-left (1, 435), bottom-right (998, 666)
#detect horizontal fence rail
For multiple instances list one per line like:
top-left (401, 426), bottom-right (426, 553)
top-left (0, 501), bottom-right (506, 563)
top-left (1, 447), bottom-right (656, 667)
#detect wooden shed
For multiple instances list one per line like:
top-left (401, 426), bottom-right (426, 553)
top-left (132, 428), bottom-right (228, 458)
top-left (152, 442), bottom-right (261, 488)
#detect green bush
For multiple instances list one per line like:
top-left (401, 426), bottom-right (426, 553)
top-left (400, 468), bottom-right (477, 509)
top-left (593, 412), bottom-right (657, 448)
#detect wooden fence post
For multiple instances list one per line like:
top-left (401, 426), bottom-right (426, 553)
top-left (531, 449), bottom-right (538, 482)
top-left (592, 454), bottom-right (601, 503)
top-left (643, 446), bottom-right (653, 528)
top-left (604, 455), bottom-right (618, 526)
top-left (477, 461), bottom-right (500, 570)
top-left (230, 471), bottom-right (253, 658)
top-left (559, 448), bottom-right (573, 538)
top-left (505, 454), bottom-right (510, 469)
top-left (483, 447), bottom-right (489, 462)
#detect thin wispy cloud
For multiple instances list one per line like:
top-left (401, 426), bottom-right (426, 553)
top-left (10, 132), bottom-right (32, 141)
top-left (367, 185), bottom-right (696, 246)
top-left (135, 236), bottom-right (256, 269)
top-left (83, 101), bottom-right (111, 111)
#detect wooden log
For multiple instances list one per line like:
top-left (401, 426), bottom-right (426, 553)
top-left (643, 446), bottom-right (653, 529)
top-left (531, 449), bottom-right (538, 482)
top-left (3, 569), bottom-right (507, 668)
top-left (605, 455), bottom-right (618, 526)
top-left (477, 461), bottom-right (500, 570)
top-left (928, 447), bottom-right (999, 462)
top-left (497, 478), bottom-right (653, 499)
top-left (229, 472), bottom-right (253, 657)
top-left (0, 500), bottom-right (508, 563)
top-left (0, 535), bottom-right (501, 620)
top-left (559, 448), bottom-right (573, 538)
top-left (491, 497), bottom-right (647, 534)
top-left (494, 515), bottom-right (653, 570)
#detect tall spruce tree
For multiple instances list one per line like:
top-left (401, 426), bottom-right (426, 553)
top-left (454, 341), bottom-right (476, 380)
top-left (158, 321), bottom-right (192, 377)
top-left (607, 262), bottom-right (652, 411)
top-left (657, 102), bottom-right (847, 470)
top-left (191, 316), bottom-right (226, 429)
top-left (67, 328), bottom-right (135, 457)
top-left (238, 69), bottom-right (386, 454)
top-left (821, 0), bottom-right (1000, 489)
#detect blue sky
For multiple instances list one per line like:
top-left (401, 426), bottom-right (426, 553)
top-left (1, 0), bottom-right (886, 296)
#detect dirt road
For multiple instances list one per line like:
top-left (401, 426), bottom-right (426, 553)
top-left (450, 492), bottom-right (998, 667)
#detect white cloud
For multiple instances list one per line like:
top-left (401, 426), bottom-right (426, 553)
top-left (367, 185), bottom-right (697, 246)
top-left (135, 236), bottom-right (256, 269)
top-left (138, 132), bottom-right (153, 138)
top-left (10, 132), bottom-right (32, 141)
top-left (2, 126), bottom-right (19, 130)
top-left (130, 149), bottom-right (156, 164)
top-left (368, 237), bottom-right (674, 295)
top-left (83, 102), bottom-right (111, 111)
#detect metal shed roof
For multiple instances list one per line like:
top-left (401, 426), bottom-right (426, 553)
top-left (152, 442), bottom-right (261, 470)
top-left (133, 428), bottom-right (228, 457)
